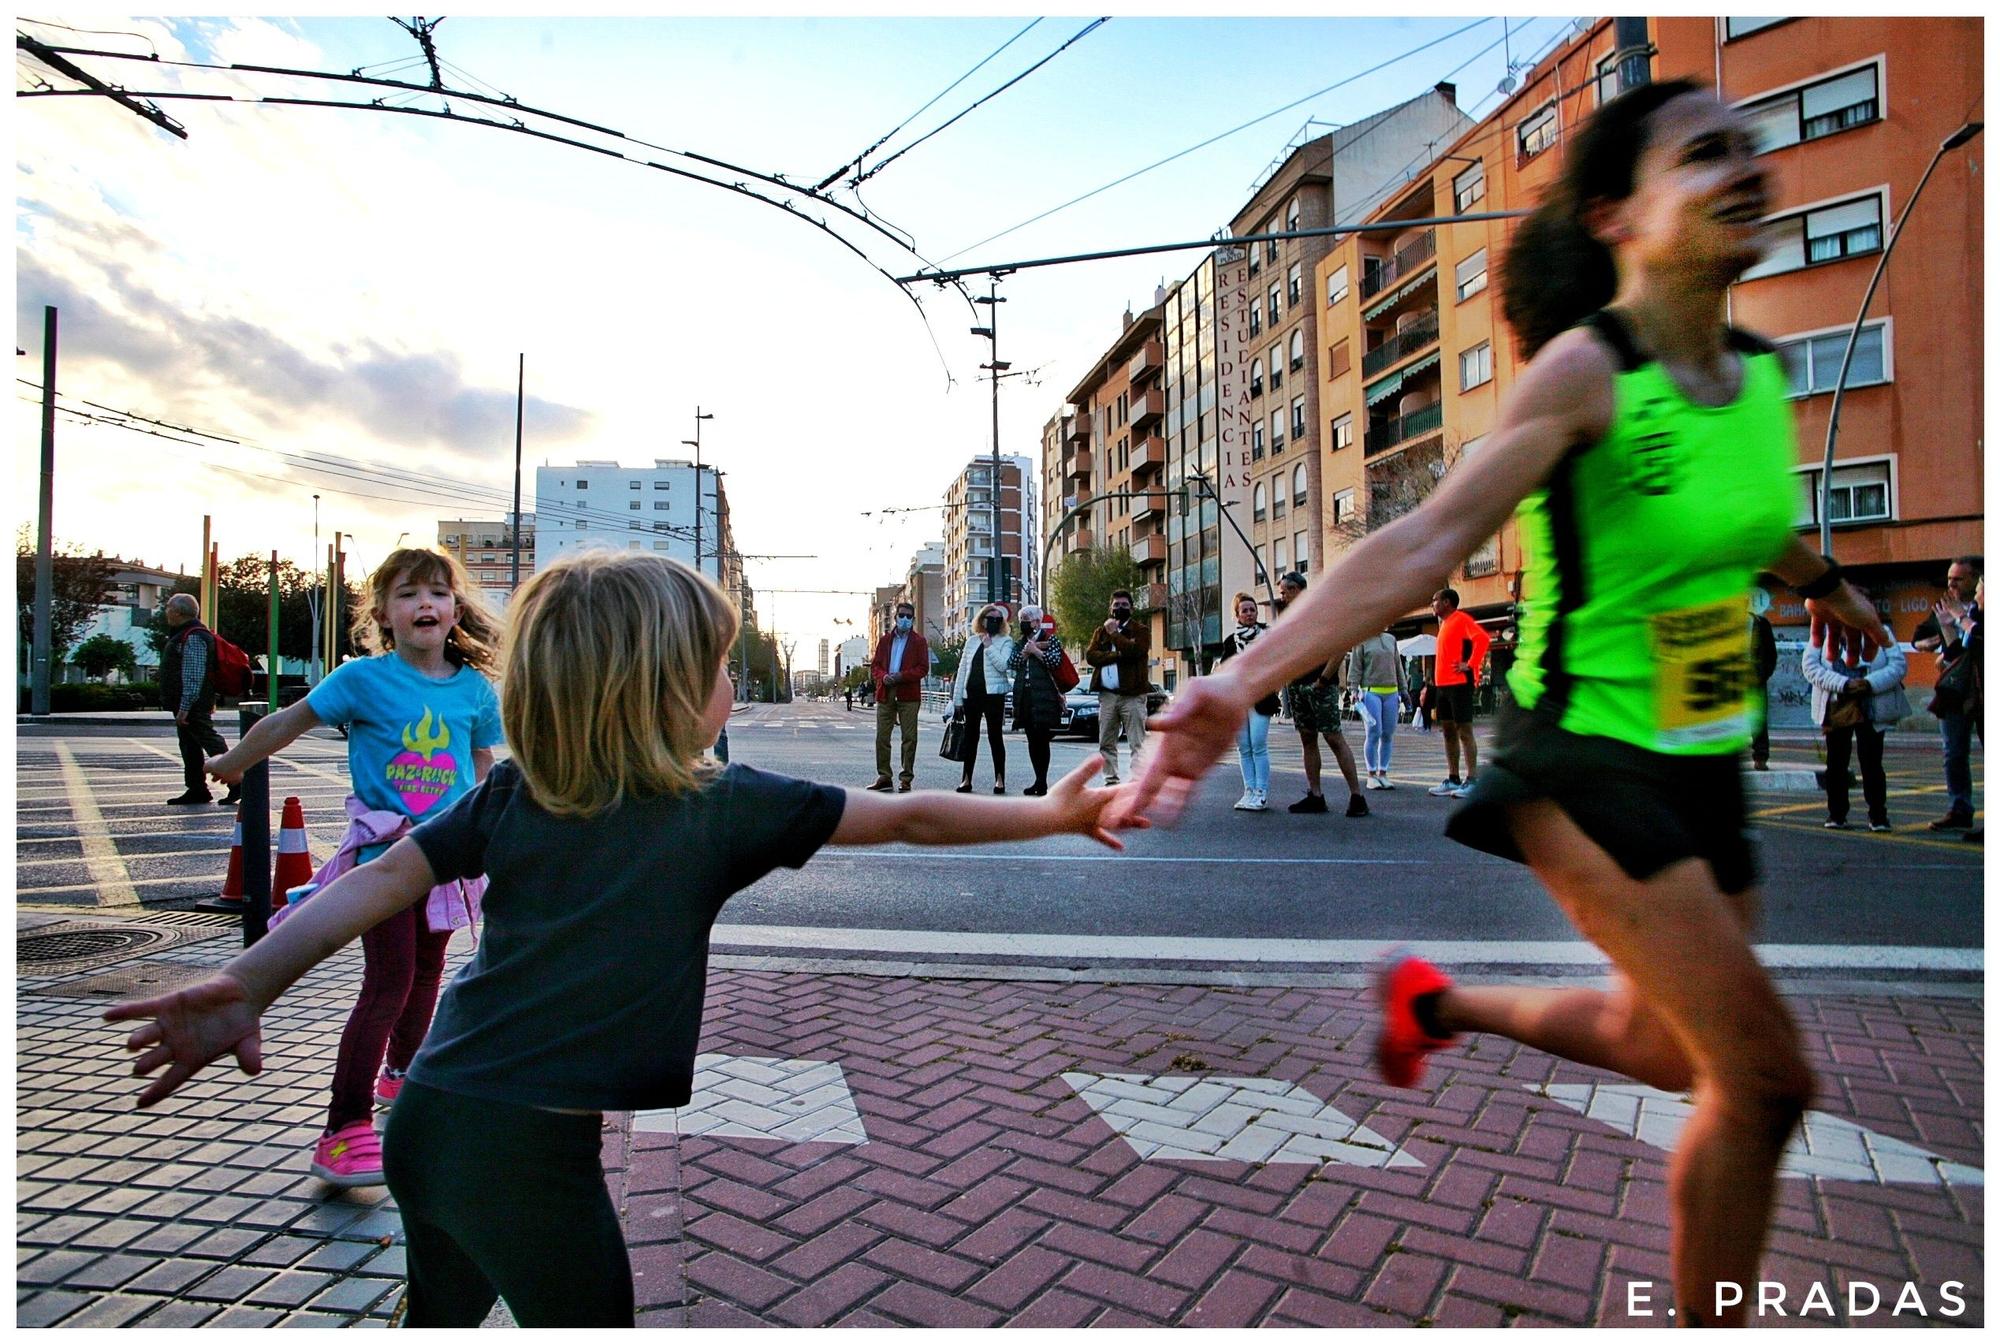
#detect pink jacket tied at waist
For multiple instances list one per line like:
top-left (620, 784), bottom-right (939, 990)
top-left (268, 795), bottom-right (486, 938)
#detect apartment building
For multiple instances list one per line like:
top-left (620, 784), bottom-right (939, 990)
top-left (436, 514), bottom-right (535, 610)
top-left (1316, 16), bottom-right (1981, 717)
top-left (941, 456), bottom-right (1034, 639)
top-left (1055, 304), bottom-right (1171, 674)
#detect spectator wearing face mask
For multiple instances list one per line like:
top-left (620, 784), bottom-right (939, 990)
top-left (952, 603), bottom-right (1016, 794)
top-left (869, 602), bottom-right (929, 792)
top-left (1084, 589), bottom-right (1152, 787)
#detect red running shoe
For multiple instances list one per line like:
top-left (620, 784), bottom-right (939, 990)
top-left (1373, 951), bottom-right (1459, 1088)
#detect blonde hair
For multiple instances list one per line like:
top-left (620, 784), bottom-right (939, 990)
top-left (1232, 591), bottom-right (1259, 614)
top-left (502, 550), bottom-right (739, 818)
top-left (352, 547), bottom-right (501, 676)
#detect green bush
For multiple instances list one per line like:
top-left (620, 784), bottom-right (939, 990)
top-left (18, 681), bottom-right (162, 713)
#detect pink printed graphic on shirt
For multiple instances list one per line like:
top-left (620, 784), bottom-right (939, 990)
top-left (387, 707), bottom-right (456, 815)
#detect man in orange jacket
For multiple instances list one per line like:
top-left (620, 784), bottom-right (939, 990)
top-left (1427, 587), bottom-right (1491, 800)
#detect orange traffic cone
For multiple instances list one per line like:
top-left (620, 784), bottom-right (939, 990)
top-left (195, 810), bottom-right (247, 912)
top-left (272, 796), bottom-right (314, 906)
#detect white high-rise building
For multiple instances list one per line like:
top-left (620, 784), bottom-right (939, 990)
top-left (532, 459), bottom-right (731, 585)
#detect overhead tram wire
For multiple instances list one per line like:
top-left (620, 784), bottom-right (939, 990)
top-left (815, 16), bottom-right (1043, 192)
top-left (14, 39), bottom-right (984, 335)
top-left (932, 16), bottom-right (1492, 265)
top-left (848, 17), bottom-right (1110, 189)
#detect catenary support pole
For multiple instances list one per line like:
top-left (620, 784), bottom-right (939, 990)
top-left (31, 305), bottom-right (56, 718)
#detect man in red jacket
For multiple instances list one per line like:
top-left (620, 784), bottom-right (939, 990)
top-left (1427, 587), bottom-right (1491, 799)
top-left (869, 602), bottom-right (930, 792)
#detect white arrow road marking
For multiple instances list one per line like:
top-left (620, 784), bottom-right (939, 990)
top-left (1527, 1083), bottom-right (1983, 1187)
top-left (631, 1054), bottom-right (867, 1145)
top-left (1066, 1072), bottom-right (1423, 1169)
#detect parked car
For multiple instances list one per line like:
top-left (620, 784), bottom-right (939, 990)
top-left (1061, 688), bottom-right (1170, 739)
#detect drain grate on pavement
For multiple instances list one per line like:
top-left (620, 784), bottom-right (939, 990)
top-left (36, 962), bottom-right (219, 1000)
top-left (16, 915), bottom-right (233, 978)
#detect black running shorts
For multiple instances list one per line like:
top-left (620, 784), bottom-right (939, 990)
top-left (1431, 682), bottom-right (1475, 723)
top-left (1444, 700), bottom-right (1759, 894)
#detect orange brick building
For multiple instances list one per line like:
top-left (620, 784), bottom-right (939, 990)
top-left (1316, 17), bottom-right (1983, 698)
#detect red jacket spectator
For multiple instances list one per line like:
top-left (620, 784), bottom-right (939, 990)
top-left (871, 628), bottom-right (931, 703)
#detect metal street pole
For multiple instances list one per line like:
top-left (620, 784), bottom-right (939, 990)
top-left (684, 408), bottom-right (714, 580)
top-left (511, 352), bottom-right (525, 591)
top-left (309, 493), bottom-right (322, 684)
top-left (1819, 120), bottom-right (1981, 557)
top-left (974, 276), bottom-right (1010, 605)
top-left (31, 305), bottom-right (56, 717)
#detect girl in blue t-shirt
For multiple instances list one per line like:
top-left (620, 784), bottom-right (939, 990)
top-left (204, 547), bottom-right (502, 1189)
top-left (112, 550), bottom-right (1138, 1327)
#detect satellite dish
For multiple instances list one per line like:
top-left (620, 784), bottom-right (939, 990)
top-left (1497, 73), bottom-right (1516, 94)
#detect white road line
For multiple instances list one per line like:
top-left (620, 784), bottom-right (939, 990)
top-left (52, 743), bottom-right (140, 910)
top-left (706, 925), bottom-right (1984, 972)
top-left (121, 736), bottom-right (352, 788)
top-left (21, 873), bottom-right (229, 897)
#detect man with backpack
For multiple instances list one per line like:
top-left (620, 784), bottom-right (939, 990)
top-left (161, 594), bottom-right (241, 807)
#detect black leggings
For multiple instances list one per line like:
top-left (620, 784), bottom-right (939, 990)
top-left (1024, 725), bottom-right (1053, 789)
top-left (960, 679), bottom-right (1007, 783)
top-left (383, 1081), bottom-right (633, 1327)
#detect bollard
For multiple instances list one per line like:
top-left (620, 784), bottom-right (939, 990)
top-left (236, 702), bottom-right (272, 948)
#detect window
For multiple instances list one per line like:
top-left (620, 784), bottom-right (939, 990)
top-left (1287, 262), bottom-right (1303, 308)
top-left (1249, 249), bottom-right (1261, 277)
top-left (1454, 248), bottom-right (1488, 303)
top-left (1328, 340), bottom-right (1351, 379)
top-left (1270, 409), bottom-right (1285, 451)
top-left (1272, 477), bottom-right (1286, 518)
top-left (1518, 102), bottom-right (1558, 160)
top-left (653, 521), bottom-right (668, 532)
top-left (629, 480), bottom-right (641, 490)
top-left (1291, 462), bottom-right (1308, 507)
top-left (1285, 197), bottom-right (1300, 233)
top-left (1253, 482), bottom-right (1267, 521)
top-left (1289, 329), bottom-right (1305, 372)
top-left (1294, 531), bottom-right (1309, 567)
top-left (654, 480), bottom-right (669, 489)
top-left (1743, 66), bottom-right (1880, 154)
top-left (1777, 322), bottom-right (1889, 397)
top-left (1266, 237), bottom-right (1280, 264)
top-left (1249, 304), bottom-right (1262, 337)
top-left (576, 480), bottom-right (589, 489)
top-left (630, 500), bottom-right (642, 510)
top-left (1330, 413), bottom-right (1353, 452)
top-left (1268, 345), bottom-right (1283, 390)
top-left (654, 541), bottom-right (669, 550)
top-left (1268, 284), bottom-right (1281, 326)
top-left (629, 541), bottom-right (642, 550)
top-left (1291, 396), bottom-right (1307, 441)
top-left (1251, 363), bottom-right (1264, 398)
top-left (1326, 263), bottom-right (1349, 305)
top-left (1254, 544), bottom-right (1266, 579)
top-left (1452, 159), bottom-right (1484, 213)
top-left (1252, 421), bottom-right (1265, 459)
top-left (1272, 537), bottom-right (1290, 575)
top-left (1332, 489), bottom-right (1356, 526)
top-left (1460, 341), bottom-right (1493, 390)
top-left (1795, 460), bottom-right (1892, 526)
top-left (1594, 53), bottom-right (1621, 107)
top-left (1741, 195), bottom-right (1883, 280)
top-left (1725, 16), bottom-right (1788, 40)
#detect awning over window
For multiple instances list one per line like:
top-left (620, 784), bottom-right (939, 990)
top-left (1364, 349), bottom-right (1442, 407)
top-left (1360, 267), bottom-right (1436, 322)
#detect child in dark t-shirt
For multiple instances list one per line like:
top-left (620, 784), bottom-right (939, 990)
top-left (108, 551), bottom-right (1138, 1328)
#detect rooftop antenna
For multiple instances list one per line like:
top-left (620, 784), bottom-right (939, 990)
top-left (1496, 20), bottom-right (1517, 95)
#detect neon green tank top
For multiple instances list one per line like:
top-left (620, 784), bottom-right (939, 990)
top-left (1507, 311), bottom-right (1798, 755)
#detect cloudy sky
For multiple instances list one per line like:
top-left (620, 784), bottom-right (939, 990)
top-left (15, 9), bottom-right (1579, 654)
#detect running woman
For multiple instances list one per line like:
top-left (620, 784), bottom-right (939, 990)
top-left (1115, 81), bottom-right (1891, 1325)
top-left (112, 551), bottom-right (1138, 1327)
top-left (204, 548), bottom-right (502, 1187)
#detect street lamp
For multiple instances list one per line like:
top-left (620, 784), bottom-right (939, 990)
top-left (974, 275), bottom-right (1010, 605)
top-left (309, 493), bottom-right (321, 684)
top-left (1818, 120), bottom-right (1981, 557)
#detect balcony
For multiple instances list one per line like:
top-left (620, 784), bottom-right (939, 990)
top-left (1066, 418), bottom-right (1090, 445)
top-left (1131, 387), bottom-right (1165, 430)
top-left (1073, 526), bottom-right (1094, 550)
top-left (1132, 533), bottom-right (1167, 567)
top-left (1132, 491), bottom-right (1164, 523)
top-left (1361, 312), bottom-right (1439, 379)
top-left (1359, 229), bottom-right (1437, 300)
top-left (1138, 581), bottom-right (1168, 612)
top-left (1131, 434), bottom-right (1167, 473)
top-left (1128, 340), bottom-right (1163, 382)
top-left (1066, 449), bottom-right (1093, 480)
top-left (1365, 401), bottom-right (1444, 458)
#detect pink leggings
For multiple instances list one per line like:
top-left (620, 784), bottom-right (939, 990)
top-left (327, 903), bottom-right (452, 1132)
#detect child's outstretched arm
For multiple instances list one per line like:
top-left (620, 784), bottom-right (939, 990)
top-left (830, 758), bottom-right (1144, 851)
top-left (205, 700), bottom-right (324, 785)
top-left (104, 837), bottom-right (436, 1107)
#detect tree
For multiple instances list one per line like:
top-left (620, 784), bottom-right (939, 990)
top-left (930, 633), bottom-right (965, 683)
top-left (1049, 545), bottom-right (1144, 645)
top-left (15, 528), bottom-right (118, 670)
top-left (72, 633), bottom-right (138, 682)
top-left (1326, 432), bottom-right (1463, 550)
top-left (145, 565), bottom-right (365, 665)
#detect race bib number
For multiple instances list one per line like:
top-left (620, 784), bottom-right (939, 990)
top-left (1649, 599), bottom-right (1751, 748)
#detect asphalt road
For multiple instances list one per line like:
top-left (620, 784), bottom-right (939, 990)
top-left (17, 705), bottom-right (1982, 968)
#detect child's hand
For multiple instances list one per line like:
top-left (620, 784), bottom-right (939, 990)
top-left (205, 753), bottom-right (244, 786)
top-left (104, 974), bottom-right (265, 1108)
top-left (1045, 758), bottom-right (1148, 851)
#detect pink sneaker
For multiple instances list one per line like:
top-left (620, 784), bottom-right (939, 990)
top-left (374, 1069), bottom-right (406, 1107)
top-left (310, 1121), bottom-right (385, 1188)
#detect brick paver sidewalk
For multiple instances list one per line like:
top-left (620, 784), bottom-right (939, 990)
top-left (17, 919), bottom-right (1984, 1327)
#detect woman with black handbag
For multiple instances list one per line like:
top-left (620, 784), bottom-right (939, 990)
top-left (951, 603), bottom-right (1015, 794)
top-left (1802, 625), bottom-right (1908, 831)
top-left (1008, 605), bottom-right (1067, 797)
